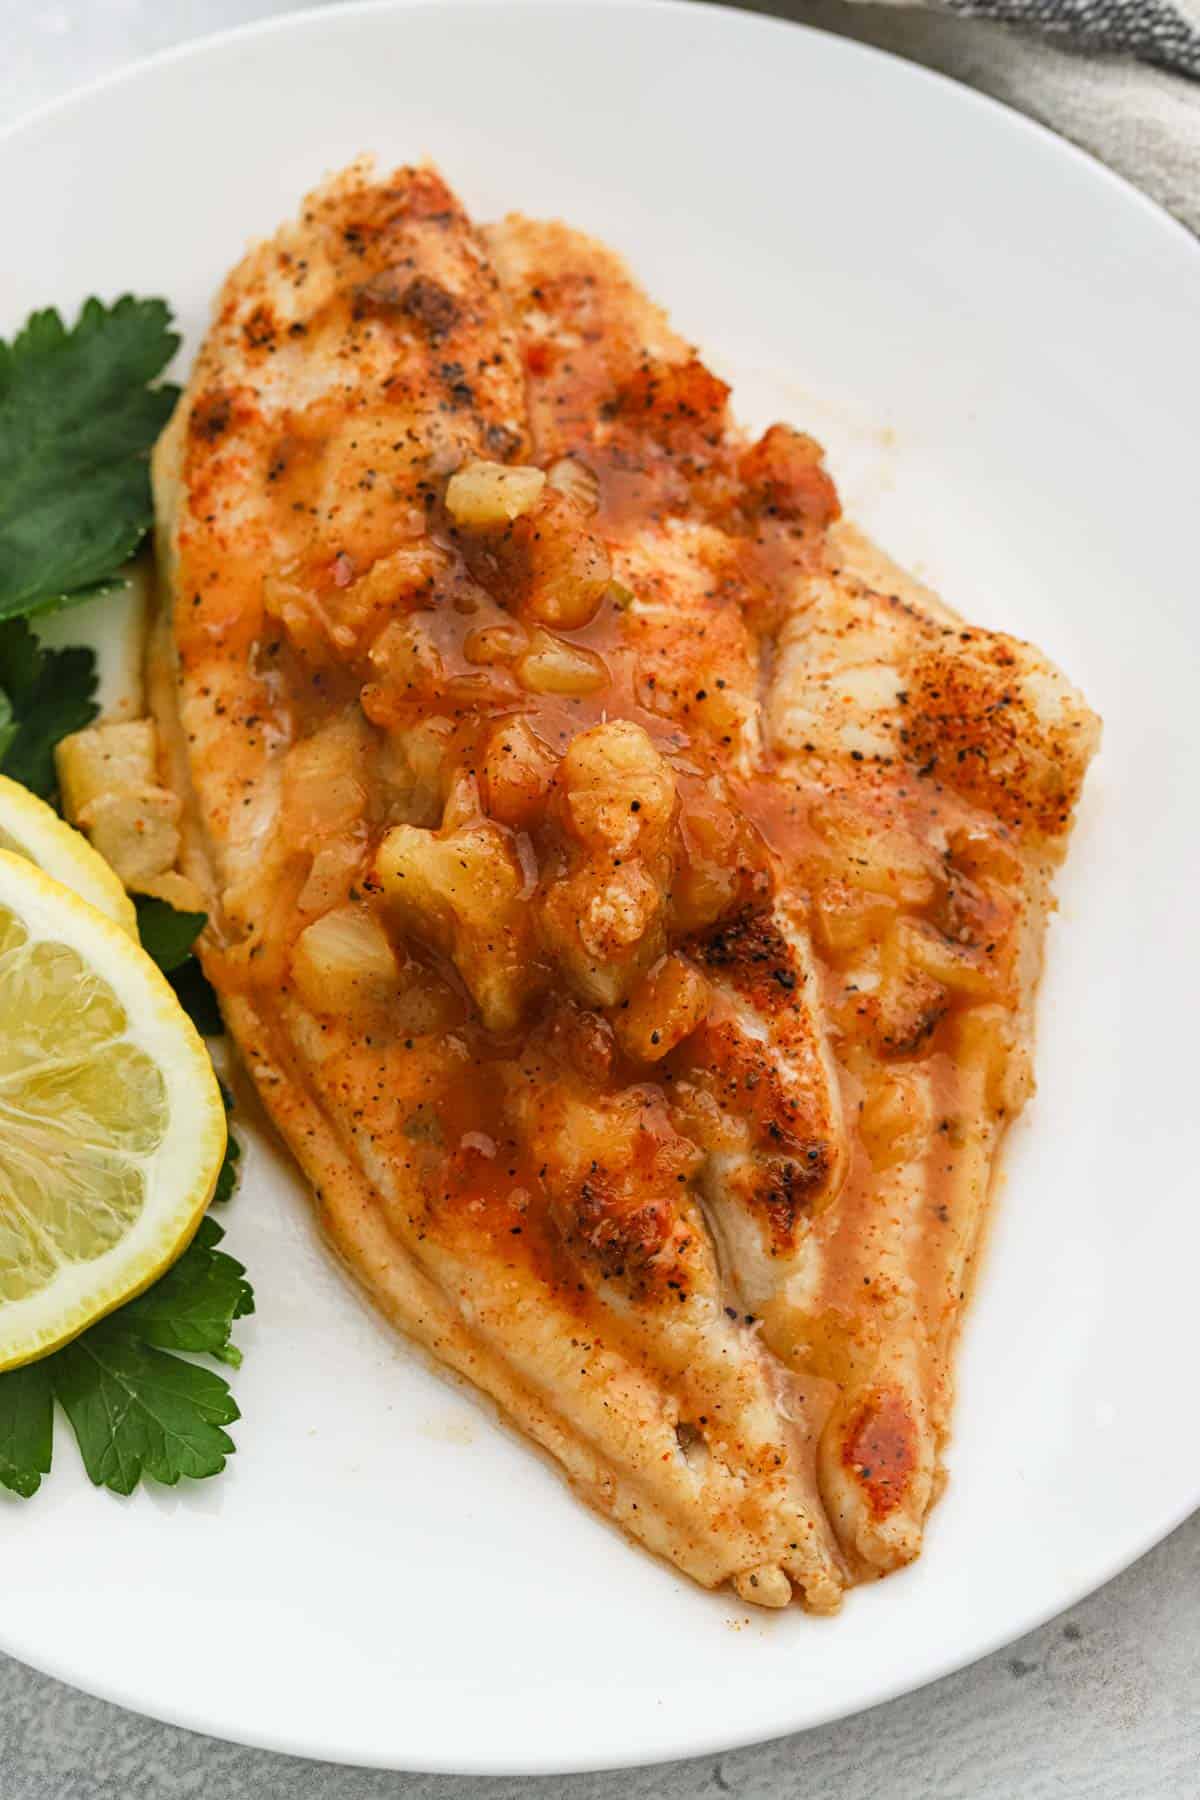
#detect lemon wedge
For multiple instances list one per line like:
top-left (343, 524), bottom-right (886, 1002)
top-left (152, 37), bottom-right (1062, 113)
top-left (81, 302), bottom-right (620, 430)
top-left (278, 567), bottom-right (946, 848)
top-left (0, 772), bottom-right (138, 936)
top-left (0, 849), bottom-right (225, 1371)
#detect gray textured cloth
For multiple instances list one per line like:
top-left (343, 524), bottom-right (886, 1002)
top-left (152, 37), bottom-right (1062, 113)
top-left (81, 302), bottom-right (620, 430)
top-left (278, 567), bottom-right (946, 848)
top-left (943, 0), bottom-right (1200, 76)
top-left (743, 0), bottom-right (1200, 231)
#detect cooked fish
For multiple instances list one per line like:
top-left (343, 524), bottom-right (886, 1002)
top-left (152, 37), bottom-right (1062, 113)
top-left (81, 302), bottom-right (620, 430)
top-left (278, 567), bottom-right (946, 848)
top-left (151, 161), bottom-right (1099, 1607)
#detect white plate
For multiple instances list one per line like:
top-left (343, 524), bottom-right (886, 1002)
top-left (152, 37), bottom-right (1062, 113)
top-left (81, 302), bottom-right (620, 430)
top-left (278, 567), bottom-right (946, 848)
top-left (2, 0), bottom-right (1198, 1774)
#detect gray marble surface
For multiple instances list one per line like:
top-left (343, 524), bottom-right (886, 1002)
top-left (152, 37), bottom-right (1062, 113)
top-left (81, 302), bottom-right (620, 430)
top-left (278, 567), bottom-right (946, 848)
top-left (1, 4), bottom-right (1197, 1795)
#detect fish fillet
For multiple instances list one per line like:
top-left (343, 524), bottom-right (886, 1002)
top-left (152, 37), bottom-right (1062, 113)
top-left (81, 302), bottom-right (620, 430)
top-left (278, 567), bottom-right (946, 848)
top-left (150, 161), bottom-right (1099, 1607)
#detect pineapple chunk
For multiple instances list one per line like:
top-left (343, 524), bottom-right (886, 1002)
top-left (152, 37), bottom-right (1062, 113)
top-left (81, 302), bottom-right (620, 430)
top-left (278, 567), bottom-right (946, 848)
top-left (516, 630), bottom-right (609, 696)
top-left (137, 871), bottom-right (208, 913)
top-left (56, 719), bottom-right (186, 894)
top-left (445, 460), bottom-right (545, 529)
top-left (82, 788), bottom-right (182, 887)
top-left (538, 721), bottom-right (676, 1006)
top-left (375, 818), bottom-right (531, 1031)
top-left (291, 906), bottom-right (400, 1015)
top-left (613, 954), bottom-right (711, 1062)
top-left (57, 720), bottom-right (157, 821)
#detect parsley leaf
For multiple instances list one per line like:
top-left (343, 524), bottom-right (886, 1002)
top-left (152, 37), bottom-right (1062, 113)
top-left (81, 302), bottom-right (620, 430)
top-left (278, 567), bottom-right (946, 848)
top-left (135, 895), bottom-right (207, 972)
top-left (0, 1360), bottom-right (54, 1498)
top-left (0, 684), bottom-right (14, 765)
top-left (0, 297), bottom-right (179, 622)
top-left (0, 1215), bottom-right (254, 1498)
top-left (133, 893), bottom-right (225, 1036)
top-left (212, 1082), bottom-right (243, 1205)
top-left (0, 292), bottom-right (253, 1503)
top-left (52, 1329), bottom-right (239, 1495)
top-left (167, 957), bottom-right (225, 1036)
top-left (0, 618), bottom-right (99, 799)
top-left (117, 1217), bottom-right (254, 1368)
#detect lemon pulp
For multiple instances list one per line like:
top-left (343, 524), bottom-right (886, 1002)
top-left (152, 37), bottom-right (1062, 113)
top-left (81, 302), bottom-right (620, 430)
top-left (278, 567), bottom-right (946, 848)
top-left (0, 902), bottom-right (168, 1303)
top-left (0, 852), bottom-right (224, 1369)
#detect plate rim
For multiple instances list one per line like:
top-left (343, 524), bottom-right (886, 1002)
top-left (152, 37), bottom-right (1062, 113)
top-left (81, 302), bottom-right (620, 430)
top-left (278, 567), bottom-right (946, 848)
top-left (3, 0), bottom-right (1196, 260)
top-left (1, 0), bottom-right (1198, 1773)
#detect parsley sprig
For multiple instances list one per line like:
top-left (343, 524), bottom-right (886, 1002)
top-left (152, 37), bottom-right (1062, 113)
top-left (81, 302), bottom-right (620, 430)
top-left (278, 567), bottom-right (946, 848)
top-left (0, 293), bottom-right (180, 793)
top-left (0, 1217), bottom-right (251, 1498)
top-left (0, 292), bottom-right (254, 1501)
top-left (0, 297), bottom-right (179, 622)
top-left (0, 618), bottom-right (100, 799)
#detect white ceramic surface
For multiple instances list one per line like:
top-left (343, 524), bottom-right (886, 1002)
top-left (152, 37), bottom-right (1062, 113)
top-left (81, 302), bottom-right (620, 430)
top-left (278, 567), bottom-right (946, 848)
top-left (1, 0), bottom-right (1198, 1774)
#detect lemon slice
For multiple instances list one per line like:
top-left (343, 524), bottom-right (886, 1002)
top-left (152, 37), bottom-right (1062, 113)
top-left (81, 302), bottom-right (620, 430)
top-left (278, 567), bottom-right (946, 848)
top-left (0, 849), bottom-right (225, 1370)
top-left (0, 772), bottom-right (138, 936)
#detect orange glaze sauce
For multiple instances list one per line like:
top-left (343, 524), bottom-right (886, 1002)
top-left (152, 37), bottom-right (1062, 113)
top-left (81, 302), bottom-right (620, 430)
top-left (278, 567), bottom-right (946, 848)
top-left (214, 357), bottom-right (1017, 1405)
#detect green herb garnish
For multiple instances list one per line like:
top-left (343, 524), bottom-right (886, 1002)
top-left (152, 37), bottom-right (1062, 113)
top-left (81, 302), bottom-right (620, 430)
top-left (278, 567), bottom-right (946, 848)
top-left (0, 297), bottom-right (179, 623)
top-left (0, 1218), bottom-right (253, 1499)
top-left (0, 618), bottom-right (99, 799)
top-left (0, 1360), bottom-right (53, 1500)
top-left (134, 892), bottom-right (226, 1040)
top-left (135, 894), bottom-right (208, 972)
top-left (212, 1083), bottom-right (243, 1206)
top-left (0, 295), bottom-right (253, 1503)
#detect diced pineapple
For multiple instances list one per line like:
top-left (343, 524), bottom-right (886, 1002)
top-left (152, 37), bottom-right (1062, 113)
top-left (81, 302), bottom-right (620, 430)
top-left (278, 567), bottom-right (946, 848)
top-left (81, 788), bottom-right (182, 888)
top-left (537, 722), bottom-right (677, 1006)
top-left (560, 720), bottom-right (675, 851)
top-left (56, 720), bottom-right (157, 822)
top-left (445, 460), bottom-right (545, 529)
top-left (279, 716), bottom-right (369, 847)
top-left (812, 879), bottom-right (897, 959)
top-left (375, 818), bottom-right (531, 1031)
top-left (136, 871), bottom-right (208, 913)
top-left (56, 718), bottom-right (193, 897)
top-left (481, 719), bottom-right (556, 829)
top-left (669, 784), bottom-right (746, 935)
top-left (613, 954), bottom-right (711, 1062)
top-left (518, 492), bottom-right (611, 629)
top-left (463, 621), bottom-right (530, 666)
top-left (297, 837), bottom-right (366, 914)
top-left (378, 717), bottom-right (453, 828)
top-left (291, 906), bottom-right (400, 1015)
top-left (858, 1069), bottom-right (934, 1169)
top-left (956, 1004), bottom-right (1033, 1117)
top-left (368, 615), bottom-right (444, 698)
top-left (897, 919), bottom-right (1006, 999)
top-left (517, 630), bottom-right (609, 696)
